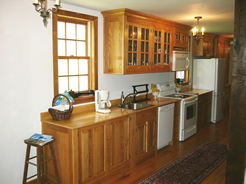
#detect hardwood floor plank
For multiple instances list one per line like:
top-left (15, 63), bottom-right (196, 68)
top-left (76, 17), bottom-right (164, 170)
top-left (109, 113), bottom-right (230, 184)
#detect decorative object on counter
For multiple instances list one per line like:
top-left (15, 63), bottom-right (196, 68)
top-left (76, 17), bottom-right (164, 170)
top-left (139, 141), bottom-right (227, 184)
top-left (48, 94), bottom-right (73, 121)
top-left (152, 84), bottom-right (160, 99)
top-left (95, 90), bottom-right (111, 113)
top-left (192, 16), bottom-right (205, 45)
top-left (175, 81), bottom-right (182, 93)
top-left (132, 84), bottom-right (150, 102)
top-left (33, 0), bottom-right (61, 26)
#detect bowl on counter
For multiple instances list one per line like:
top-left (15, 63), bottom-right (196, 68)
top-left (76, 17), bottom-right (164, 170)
top-left (152, 92), bottom-right (159, 99)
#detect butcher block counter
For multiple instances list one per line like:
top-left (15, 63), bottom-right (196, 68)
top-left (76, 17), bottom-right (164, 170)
top-left (40, 96), bottom-right (179, 184)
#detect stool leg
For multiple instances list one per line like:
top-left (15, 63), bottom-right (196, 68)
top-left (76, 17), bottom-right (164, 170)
top-left (49, 143), bottom-right (60, 183)
top-left (37, 146), bottom-right (43, 184)
top-left (23, 145), bottom-right (31, 184)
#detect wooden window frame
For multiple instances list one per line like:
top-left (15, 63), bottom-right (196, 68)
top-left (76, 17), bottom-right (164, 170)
top-left (53, 9), bottom-right (98, 104)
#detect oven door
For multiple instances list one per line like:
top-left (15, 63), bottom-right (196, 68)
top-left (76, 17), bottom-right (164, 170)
top-left (184, 98), bottom-right (198, 128)
top-left (180, 97), bottom-right (198, 141)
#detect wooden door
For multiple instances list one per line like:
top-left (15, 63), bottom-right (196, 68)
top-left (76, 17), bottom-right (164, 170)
top-left (78, 123), bottom-right (106, 183)
top-left (135, 108), bottom-right (157, 166)
top-left (106, 116), bottom-right (131, 173)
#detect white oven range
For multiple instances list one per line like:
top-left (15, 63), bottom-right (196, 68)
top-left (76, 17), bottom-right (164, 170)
top-left (156, 82), bottom-right (198, 141)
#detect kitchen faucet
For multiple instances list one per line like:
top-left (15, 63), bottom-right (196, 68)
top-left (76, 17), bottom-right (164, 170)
top-left (121, 91), bottom-right (138, 105)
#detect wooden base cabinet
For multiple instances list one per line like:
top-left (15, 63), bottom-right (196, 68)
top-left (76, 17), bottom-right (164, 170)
top-left (197, 92), bottom-right (212, 130)
top-left (134, 108), bottom-right (157, 166)
top-left (42, 109), bottom-right (158, 184)
top-left (79, 123), bottom-right (106, 183)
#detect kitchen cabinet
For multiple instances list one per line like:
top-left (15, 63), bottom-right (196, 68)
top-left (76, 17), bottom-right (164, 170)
top-left (42, 114), bottom-right (135, 184)
top-left (213, 36), bottom-right (232, 86)
top-left (102, 8), bottom-right (191, 74)
top-left (203, 33), bottom-right (215, 57)
top-left (134, 108), bottom-right (157, 165)
top-left (79, 123), bottom-right (106, 182)
top-left (173, 28), bottom-right (189, 51)
top-left (197, 92), bottom-right (212, 130)
top-left (105, 116), bottom-right (131, 174)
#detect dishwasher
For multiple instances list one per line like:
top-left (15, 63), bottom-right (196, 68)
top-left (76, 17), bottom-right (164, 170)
top-left (157, 103), bottom-right (175, 150)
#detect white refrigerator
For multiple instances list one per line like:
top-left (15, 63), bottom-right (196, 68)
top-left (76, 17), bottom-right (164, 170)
top-left (192, 58), bottom-right (225, 123)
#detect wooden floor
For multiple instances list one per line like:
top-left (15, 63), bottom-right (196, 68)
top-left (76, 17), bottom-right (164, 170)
top-left (109, 113), bottom-right (230, 184)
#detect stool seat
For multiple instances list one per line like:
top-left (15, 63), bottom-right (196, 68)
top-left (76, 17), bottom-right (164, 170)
top-left (23, 139), bottom-right (59, 184)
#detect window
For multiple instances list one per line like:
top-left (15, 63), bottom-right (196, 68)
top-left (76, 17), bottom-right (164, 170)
top-left (176, 70), bottom-right (189, 85)
top-left (53, 10), bottom-right (98, 104)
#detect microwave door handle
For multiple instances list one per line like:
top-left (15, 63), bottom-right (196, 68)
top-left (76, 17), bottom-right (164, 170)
top-left (186, 57), bottom-right (190, 69)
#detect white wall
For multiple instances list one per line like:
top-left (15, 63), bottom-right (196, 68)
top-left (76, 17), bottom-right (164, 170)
top-left (0, 0), bottom-right (173, 183)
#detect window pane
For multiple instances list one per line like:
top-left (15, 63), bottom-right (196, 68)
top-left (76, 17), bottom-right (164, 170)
top-left (79, 59), bottom-right (88, 74)
top-left (58, 77), bottom-right (68, 93)
top-left (69, 76), bottom-right (78, 91)
top-left (66, 23), bottom-right (75, 39)
top-left (58, 21), bottom-right (65, 38)
top-left (176, 71), bottom-right (184, 79)
top-left (67, 40), bottom-right (76, 56)
top-left (69, 59), bottom-right (78, 75)
top-left (77, 41), bottom-right (86, 56)
top-left (58, 59), bottom-right (68, 75)
top-left (58, 40), bottom-right (65, 56)
top-left (77, 24), bottom-right (86, 40)
top-left (79, 76), bottom-right (88, 91)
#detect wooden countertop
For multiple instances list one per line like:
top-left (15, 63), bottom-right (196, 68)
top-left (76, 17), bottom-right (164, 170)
top-left (182, 89), bottom-right (213, 95)
top-left (41, 97), bottom-right (179, 130)
top-left (41, 89), bottom-right (212, 130)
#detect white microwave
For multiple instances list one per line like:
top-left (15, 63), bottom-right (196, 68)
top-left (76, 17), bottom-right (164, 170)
top-left (172, 51), bottom-right (190, 71)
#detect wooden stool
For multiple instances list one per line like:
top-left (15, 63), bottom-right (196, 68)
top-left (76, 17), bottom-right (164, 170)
top-left (23, 139), bottom-right (59, 184)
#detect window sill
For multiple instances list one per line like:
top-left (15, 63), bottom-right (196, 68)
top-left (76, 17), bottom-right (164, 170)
top-left (73, 95), bottom-right (95, 105)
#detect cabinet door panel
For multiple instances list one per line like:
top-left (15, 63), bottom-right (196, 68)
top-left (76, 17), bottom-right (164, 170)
top-left (135, 108), bottom-right (157, 166)
top-left (106, 116), bottom-right (130, 173)
top-left (79, 124), bottom-right (106, 182)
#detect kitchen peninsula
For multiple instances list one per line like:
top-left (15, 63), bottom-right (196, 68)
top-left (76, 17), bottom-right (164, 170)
top-left (41, 89), bottom-right (212, 184)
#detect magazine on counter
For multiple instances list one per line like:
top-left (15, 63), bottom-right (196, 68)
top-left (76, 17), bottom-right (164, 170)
top-left (24, 133), bottom-right (53, 146)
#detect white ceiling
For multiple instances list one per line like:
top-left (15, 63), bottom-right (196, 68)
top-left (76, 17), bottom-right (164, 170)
top-left (62, 0), bottom-right (235, 38)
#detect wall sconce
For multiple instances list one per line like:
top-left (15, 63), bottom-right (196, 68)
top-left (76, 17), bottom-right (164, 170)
top-left (33, 0), bottom-right (61, 26)
top-left (192, 16), bottom-right (205, 45)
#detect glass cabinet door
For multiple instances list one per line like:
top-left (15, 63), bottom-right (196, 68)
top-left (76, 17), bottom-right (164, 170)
top-left (163, 31), bottom-right (171, 65)
top-left (154, 30), bottom-right (161, 65)
top-left (128, 25), bottom-right (138, 66)
top-left (140, 27), bottom-right (150, 66)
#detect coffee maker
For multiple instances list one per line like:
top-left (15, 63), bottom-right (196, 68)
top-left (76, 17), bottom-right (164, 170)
top-left (95, 90), bottom-right (111, 113)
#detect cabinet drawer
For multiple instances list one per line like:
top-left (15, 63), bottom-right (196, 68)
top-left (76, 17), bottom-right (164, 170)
top-left (136, 107), bottom-right (157, 123)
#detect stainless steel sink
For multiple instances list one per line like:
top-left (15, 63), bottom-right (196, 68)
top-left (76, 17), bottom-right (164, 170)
top-left (114, 103), bottom-right (154, 110)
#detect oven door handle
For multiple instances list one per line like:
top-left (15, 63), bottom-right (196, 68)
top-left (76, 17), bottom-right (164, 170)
top-left (184, 98), bottom-right (198, 105)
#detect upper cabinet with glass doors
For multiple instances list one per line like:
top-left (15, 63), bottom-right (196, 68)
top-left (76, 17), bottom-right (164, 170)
top-left (102, 8), bottom-right (191, 74)
top-left (153, 29), bottom-right (172, 72)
